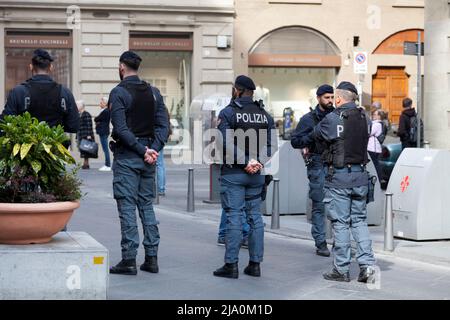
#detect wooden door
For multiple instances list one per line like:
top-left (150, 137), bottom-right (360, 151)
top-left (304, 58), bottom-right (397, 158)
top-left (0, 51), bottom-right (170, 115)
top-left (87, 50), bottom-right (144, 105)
top-left (372, 67), bottom-right (409, 124)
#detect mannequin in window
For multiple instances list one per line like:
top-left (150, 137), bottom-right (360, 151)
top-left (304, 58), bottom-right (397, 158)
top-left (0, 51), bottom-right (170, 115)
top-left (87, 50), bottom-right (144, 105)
top-left (254, 84), bottom-right (273, 115)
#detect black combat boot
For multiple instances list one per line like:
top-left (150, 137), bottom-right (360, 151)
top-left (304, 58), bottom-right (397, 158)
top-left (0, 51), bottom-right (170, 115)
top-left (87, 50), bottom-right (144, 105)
top-left (244, 261), bottom-right (261, 277)
top-left (316, 242), bottom-right (331, 257)
top-left (358, 266), bottom-right (376, 283)
top-left (140, 256), bottom-right (159, 273)
top-left (110, 259), bottom-right (137, 275)
top-left (323, 268), bottom-right (350, 282)
top-left (213, 263), bottom-right (239, 279)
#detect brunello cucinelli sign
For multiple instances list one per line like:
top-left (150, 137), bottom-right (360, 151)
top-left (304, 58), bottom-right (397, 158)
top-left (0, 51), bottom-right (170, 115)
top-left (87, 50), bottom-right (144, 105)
top-left (5, 35), bottom-right (73, 49)
top-left (129, 37), bottom-right (193, 51)
top-left (248, 54), bottom-right (342, 68)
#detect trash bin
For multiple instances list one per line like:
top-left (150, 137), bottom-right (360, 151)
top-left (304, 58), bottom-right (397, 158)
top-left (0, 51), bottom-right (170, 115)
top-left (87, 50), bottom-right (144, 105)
top-left (387, 148), bottom-right (450, 240)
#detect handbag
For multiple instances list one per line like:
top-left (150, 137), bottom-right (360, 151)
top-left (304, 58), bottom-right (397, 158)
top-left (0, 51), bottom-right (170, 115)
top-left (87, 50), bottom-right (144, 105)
top-left (79, 138), bottom-right (98, 158)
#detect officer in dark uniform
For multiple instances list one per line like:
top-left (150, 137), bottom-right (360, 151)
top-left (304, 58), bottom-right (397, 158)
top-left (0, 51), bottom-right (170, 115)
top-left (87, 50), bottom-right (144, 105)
top-left (213, 75), bottom-right (276, 279)
top-left (291, 84), bottom-right (334, 257)
top-left (314, 81), bottom-right (376, 283)
top-left (1, 49), bottom-right (79, 139)
top-left (109, 51), bottom-right (169, 276)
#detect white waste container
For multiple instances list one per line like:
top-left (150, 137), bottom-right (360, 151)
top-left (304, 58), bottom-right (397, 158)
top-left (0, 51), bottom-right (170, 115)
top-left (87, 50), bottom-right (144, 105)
top-left (387, 148), bottom-right (450, 240)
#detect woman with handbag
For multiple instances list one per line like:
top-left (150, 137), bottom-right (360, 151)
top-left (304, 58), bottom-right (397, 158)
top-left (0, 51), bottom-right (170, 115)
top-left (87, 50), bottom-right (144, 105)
top-left (367, 109), bottom-right (385, 181)
top-left (76, 100), bottom-right (96, 169)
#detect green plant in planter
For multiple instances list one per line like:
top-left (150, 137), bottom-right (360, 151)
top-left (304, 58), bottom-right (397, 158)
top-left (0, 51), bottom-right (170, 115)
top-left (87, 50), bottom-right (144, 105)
top-left (0, 112), bottom-right (82, 203)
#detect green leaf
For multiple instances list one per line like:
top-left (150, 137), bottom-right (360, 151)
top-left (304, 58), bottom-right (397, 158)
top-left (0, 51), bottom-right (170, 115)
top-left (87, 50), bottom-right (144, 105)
top-left (20, 143), bottom-right (33, 160)
top-left (56, 143), bottom-right (71, 157)
top-left (1, 138), bottom-right (10, 145)
top-left (42, 144), bottom-right (52, 154)
top-left (12, 143), bottom-right (20, 157)
top-left (31, 160), bottom-right (42, 174)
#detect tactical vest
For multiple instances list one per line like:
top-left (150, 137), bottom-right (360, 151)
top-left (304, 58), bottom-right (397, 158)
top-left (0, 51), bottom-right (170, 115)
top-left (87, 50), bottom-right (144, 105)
top-left (231, 100), bottom-right (270, 163)
top-left (119, 81), bottom-right (156, 139)
top-left (324, 107), bottom-right (369, 168)
top-left (24, 79), bottom-right (64, 127)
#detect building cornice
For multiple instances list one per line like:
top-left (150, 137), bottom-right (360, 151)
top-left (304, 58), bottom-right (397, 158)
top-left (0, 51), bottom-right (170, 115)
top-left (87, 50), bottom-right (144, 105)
top-left (0, 2), bottom-right (235, 15)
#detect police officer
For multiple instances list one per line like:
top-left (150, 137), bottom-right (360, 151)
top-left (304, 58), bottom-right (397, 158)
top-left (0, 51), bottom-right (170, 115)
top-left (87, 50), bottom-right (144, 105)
top-left (109, 51), bottom-right (169, 276)
top-left (1, 49), bottom-right (79, 139)
top-left (213, 75), bottom-right (276, 279)
top-left (291, 84), bottom-right (334, 257)
top-left (314, 81), bottom-right (376, 283)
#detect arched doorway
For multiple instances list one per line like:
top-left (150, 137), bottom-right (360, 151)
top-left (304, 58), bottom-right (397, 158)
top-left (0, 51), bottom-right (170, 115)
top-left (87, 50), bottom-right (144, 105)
top-left (372, 29), bottom-right (423, 124)
top-left (372, 67), bottom-right (409, 124)
top-left (248, 27), bottom-right (341, 120)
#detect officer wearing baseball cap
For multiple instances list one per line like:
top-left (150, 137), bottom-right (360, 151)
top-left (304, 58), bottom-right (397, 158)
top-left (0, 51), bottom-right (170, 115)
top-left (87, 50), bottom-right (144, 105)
top-left (291, 84), bottom-right (335, 257)
top-left (313, 81), bottom-right (376, 283)
top-left (1, 48), bottom-right (79, 138)
top-left (213, 75), bottom-right (277, 279)
top-left (108, 50), bottom-right (169, 276)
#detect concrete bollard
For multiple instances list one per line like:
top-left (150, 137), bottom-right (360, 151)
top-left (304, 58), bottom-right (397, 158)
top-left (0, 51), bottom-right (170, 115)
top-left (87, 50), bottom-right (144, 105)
top-left (187, 168), bottom-right (195, 212)
top-left (384, 192), bottom-right (394, 252)
top-left (271, 178), bottom-right (280, 229)
top-left (423, 141), bottom-right (430, 149)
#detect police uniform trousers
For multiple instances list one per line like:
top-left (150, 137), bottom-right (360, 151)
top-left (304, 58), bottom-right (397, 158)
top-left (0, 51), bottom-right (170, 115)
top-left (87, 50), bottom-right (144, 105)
top-left (113, 155), bottom-right (160, 260)
top-left (220, 173), bottom-right (265, 264)
top-left (323, 168), bottom-right (376, 274)
top-left (307, 154), bottom-right (327, 248)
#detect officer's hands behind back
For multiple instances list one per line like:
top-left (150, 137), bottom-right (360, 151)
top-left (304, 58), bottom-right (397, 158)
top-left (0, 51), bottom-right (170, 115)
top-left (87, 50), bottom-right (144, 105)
top-left (144, 147), bottom-right (158, 165)
top-left (245, 159), bottom-right (262, 175)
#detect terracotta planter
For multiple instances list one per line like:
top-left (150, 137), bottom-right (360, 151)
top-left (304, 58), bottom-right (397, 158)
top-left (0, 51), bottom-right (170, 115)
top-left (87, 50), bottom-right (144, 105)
top-left (0, 201), bottom-right (80, 245)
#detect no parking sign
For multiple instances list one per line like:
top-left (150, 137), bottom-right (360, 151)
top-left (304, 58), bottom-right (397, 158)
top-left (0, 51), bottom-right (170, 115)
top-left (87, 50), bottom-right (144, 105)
top-left (353, 51), bottom-right (368, 74)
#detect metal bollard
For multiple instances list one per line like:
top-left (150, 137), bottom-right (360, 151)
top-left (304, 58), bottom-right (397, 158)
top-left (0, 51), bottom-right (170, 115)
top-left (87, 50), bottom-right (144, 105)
top-left (154, 169), bottom-right (159, 205)
top-left (271, 178), bottom-right (280, 229)
top-left (187, 168), bottom-right (195, 212)
top-left (384, 192), bottom-right (394, 252)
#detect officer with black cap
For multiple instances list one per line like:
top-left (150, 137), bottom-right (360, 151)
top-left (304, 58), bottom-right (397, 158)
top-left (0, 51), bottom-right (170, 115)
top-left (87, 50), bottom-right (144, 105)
top-left (291, 84), bottom-right (335, 257)
top-left (1, 48), bottom-right (79, 139)
top-left (108, 51), bottom-right (169, 276)
top-left (314, 81), bottom-right (376, 283)
top-left (213, 75), bottom-right (276, 279)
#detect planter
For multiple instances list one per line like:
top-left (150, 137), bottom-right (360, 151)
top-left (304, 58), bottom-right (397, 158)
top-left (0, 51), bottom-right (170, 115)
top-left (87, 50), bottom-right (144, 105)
top-left (0, 201), bottom-right (80, 245)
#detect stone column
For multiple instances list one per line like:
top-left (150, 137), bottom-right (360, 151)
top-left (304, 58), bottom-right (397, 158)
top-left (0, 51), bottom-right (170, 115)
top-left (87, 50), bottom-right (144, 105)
top-left (424, 0), bottom-right (450, 149)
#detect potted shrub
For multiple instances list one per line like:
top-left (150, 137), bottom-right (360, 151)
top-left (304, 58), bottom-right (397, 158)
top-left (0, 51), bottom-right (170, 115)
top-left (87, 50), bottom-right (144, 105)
top-left (0, 112), bottom-right (82, 244)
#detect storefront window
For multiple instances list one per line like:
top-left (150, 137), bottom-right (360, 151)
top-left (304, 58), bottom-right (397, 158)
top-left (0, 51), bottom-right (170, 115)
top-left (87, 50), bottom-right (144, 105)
top-left (249, 27), bottom-right (341, 122)
top-left (138, 50), bottom-right (192, 147)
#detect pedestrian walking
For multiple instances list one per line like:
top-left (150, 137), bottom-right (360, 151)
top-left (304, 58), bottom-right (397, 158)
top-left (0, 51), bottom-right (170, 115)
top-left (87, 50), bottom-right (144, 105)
top-left (95, 96), bottom-right (111, 172)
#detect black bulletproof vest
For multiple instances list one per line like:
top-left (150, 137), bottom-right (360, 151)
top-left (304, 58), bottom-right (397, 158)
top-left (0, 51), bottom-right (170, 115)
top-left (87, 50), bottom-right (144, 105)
top-left (119, 81), bottom-right (156, 138)
top-left (25, 79), bottom-right (64, 127)
top-left (329, 108), bottom-right (369, 168)
top-left (232, 101), bottom-right (270, 162)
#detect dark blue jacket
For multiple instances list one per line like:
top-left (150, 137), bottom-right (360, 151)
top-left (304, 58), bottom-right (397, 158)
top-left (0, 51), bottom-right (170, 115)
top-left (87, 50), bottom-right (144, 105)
top-left (291, 105), bottom-right (332, 155)
top-left (109, 75), bottom-right (169, 159)
top-left (2, 74), bottom-right (79, 133)
top-left (217, 96), bottom-right (276, 175)
top-left (313, 102), bottom-right (369, 188)
top-left (94, 108), bottom-right (110, 136)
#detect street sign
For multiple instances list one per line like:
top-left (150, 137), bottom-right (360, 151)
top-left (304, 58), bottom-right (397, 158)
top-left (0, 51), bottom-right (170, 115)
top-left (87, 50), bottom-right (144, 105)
top-left (353, 51), bottom-right (368, 74)
top-left (404, 42), bottom-right (424, 56)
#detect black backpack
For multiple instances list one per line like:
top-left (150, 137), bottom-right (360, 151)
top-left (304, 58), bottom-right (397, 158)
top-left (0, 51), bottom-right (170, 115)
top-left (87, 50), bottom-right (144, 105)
top-left (409, 116), bottom-right (423, 144)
